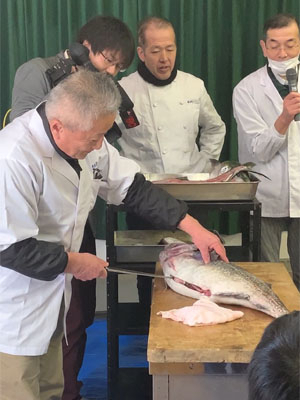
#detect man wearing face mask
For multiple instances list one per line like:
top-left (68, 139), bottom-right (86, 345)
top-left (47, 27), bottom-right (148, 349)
top-left (233, 13), bottom-right (300, 291)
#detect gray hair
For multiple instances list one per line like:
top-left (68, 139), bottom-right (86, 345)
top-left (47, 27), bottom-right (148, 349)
top-left (45, 69), bottom-right (121, 131)
top-left (138, 16), bottom-right (175, 48)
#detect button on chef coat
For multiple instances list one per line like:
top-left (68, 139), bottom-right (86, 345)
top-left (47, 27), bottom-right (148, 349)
top-left (0, 108), bottom-right (140, 355)
top-left (117, 70), bottom-right (225, 174)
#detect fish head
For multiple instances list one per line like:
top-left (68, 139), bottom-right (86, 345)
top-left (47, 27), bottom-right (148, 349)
top-left (159, 243), bottom-right (200, 268)
top-left (209, 160), bottom-right (241, 179)
top-left (208, 160), bottom-right (257, 181)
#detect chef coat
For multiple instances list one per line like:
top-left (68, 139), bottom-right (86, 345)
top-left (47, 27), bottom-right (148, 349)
top-left (117, 70), bottom-right (225, 173)
top-left (233, 65), bottom-right (300, 218)
top-left (0, 108), bottom-right (140, 355)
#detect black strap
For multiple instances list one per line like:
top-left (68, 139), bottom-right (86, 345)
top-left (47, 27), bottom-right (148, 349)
top-left (267, 66), bottom-right (289, 99)
top-left (137, 61), bottom-right (177, 86)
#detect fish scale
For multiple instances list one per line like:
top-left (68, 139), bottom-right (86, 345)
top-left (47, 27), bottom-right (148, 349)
top-left (160, 242), bottom-right (289, 318)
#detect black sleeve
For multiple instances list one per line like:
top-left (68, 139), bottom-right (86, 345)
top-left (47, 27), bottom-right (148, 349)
top-left (123, 173), bottom-right (188, 231)
top-left (0, 238), bottom-right (68, 281)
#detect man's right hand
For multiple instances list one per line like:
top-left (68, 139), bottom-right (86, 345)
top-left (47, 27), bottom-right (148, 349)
top-left (275, 91), bottom-right (300, 133)
top-left (65, 252), bottom-right (108, 280)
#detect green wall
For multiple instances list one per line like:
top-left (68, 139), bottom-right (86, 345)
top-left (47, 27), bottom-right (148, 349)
top-left (1, 0), bottom-right (299, 235)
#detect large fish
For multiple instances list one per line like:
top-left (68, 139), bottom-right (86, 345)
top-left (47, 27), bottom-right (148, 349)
top-left (159, 242), bottom-right (288, 318)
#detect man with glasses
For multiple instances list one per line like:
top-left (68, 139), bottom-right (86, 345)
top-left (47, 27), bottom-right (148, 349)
top-left (233, 13), bottom-right (300, 291)
top-left (9, 15), bottom-right (135, 400)
top-left (98, 50), bottom-right (127, 73)
top-left (10, 15), bottom-right (133, 120)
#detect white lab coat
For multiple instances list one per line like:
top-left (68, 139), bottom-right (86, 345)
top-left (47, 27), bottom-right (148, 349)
top-left (0, 109), bottom-right (140, 355)
top-left (117, 70), bottom-right (225, 173)
top-left (233, 65), bottom-right (300, 218)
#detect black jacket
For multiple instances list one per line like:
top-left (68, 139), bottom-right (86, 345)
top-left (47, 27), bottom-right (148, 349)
top-left (0, 173), bottom-right (187, 280)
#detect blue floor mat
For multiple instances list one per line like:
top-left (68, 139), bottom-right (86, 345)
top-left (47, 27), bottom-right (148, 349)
top-left (78, 317), bottom-right (148, 400)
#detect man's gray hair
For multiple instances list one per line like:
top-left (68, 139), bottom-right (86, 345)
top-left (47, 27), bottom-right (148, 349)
top-left (45, 69), bottom-right (121, 131)
top-left (138, 16), bottom-right (175, 48)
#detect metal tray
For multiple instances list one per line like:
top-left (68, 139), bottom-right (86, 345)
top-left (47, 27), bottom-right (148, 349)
top-left (115, 230), bottom-right (191, 262)
top-left (144, 173), bottom-right (259, 201)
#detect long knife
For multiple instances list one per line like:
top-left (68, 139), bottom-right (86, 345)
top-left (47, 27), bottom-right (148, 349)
top-left (106, 266), bottom-right (171, 279)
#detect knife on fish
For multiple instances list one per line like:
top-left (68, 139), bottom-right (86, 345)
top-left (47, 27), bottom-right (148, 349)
top-left (106, 266), bottom-right (171, 279)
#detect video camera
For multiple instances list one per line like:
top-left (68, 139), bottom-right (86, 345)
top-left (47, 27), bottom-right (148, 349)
top-left (46, 43), bottom-right (139, 143)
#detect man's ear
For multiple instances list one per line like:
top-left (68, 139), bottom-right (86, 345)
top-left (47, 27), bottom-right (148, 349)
top-left (137, 46), bottom-right (145, 62)
top-left (49, 119), bottom-right (63, 140)
top-left (260, 40), bottom-right (268, 58)
top-left (82, 40), bottom-right (91, 51)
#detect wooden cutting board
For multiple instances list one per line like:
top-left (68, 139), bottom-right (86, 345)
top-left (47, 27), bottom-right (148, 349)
top-left (148, 262), bottom-right (300, 366)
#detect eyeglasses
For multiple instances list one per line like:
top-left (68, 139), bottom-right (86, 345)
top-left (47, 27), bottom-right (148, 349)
top-left (100, 51), bottom-right (126, 73)
top-left (265, 41), bottom-right (300, 55)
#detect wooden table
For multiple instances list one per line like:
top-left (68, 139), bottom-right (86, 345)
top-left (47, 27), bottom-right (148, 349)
top-left (148, 262), bottom-right (300, 400)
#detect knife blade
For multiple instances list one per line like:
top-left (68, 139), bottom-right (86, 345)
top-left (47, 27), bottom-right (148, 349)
top-left (106, 266), bottom-right (171, 279)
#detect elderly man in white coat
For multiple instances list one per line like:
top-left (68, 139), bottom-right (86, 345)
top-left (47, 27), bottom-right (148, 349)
top-left (233, 13), bottom-right (300, 290)
top-left (0, 70), bottom-right (227, 400)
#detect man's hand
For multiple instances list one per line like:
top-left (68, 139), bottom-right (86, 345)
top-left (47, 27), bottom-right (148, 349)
top-left (275, 92), bottom-right (300, 134)
top-left (191, 230), bottom-right (228, 264)
top-left (65, 252), bottom-right (108, 281)
top-left (177, 214), bottom-right (228, 264)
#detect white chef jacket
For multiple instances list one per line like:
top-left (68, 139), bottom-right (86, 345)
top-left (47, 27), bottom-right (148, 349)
top-left (0, 108), bottom-right (140, 355)
top-left (233, 65), bottom-right (300, 218)
top-left (117, 70), bottom-right (225, 173)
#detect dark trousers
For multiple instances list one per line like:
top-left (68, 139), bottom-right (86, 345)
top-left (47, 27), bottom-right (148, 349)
top-left (62, 221), bottom-right (96, 400)
top-left (260, 217), bottom-right (300, 290)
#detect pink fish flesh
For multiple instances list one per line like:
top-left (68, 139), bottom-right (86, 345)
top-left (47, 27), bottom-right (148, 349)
top-left (157, 297), bottom-right (244, 326)
top-left (152, 165), bottom-right (252, 184)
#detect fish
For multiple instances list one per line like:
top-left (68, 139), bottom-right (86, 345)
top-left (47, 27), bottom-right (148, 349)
top-left (206, 164), bottom-right (254, 182)
top-left (209, 160), bottom-right (255, 179)
top-left (159, 241), bottom-right (289, 318)
top-left (208, 160), bottom-right (270, 182)
top-left (151, 161), bottom-right (269, 184)
top-left (157, 297), bottom-right (244, 326)
top-left (151, 165), bottom-right (252, 184)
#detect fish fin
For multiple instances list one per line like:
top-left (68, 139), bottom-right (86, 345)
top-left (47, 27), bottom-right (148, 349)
top-left (249, 170), bottom-right (271, 180)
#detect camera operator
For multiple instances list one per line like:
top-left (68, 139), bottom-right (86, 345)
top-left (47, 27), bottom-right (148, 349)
top-left (10, 15), bottom-right (135, 400)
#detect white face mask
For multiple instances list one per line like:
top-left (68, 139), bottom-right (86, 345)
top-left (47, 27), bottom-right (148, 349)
top-left (268, 56), bottom-right (299, 84)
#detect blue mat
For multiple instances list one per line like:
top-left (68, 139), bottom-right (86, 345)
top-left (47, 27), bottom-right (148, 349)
top-left (78, 317), bottom-right (148, 400)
